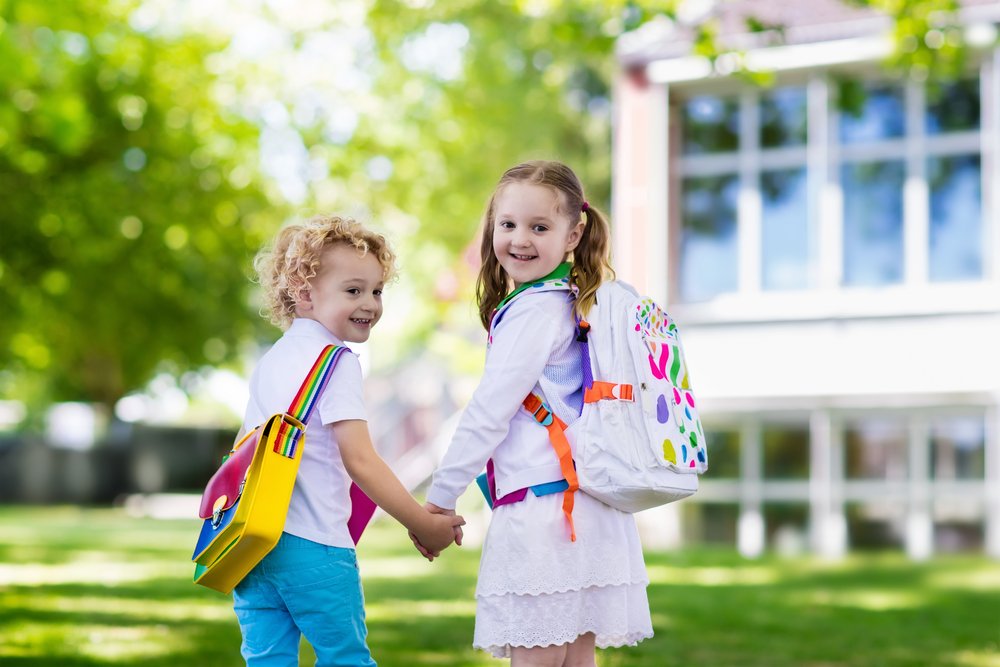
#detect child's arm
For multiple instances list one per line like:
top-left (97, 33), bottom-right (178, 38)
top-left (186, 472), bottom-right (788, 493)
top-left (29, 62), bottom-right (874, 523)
top-left (334, 419), bottom-right (465, 557)
top-left (426, 297), bottom-right (561, 510)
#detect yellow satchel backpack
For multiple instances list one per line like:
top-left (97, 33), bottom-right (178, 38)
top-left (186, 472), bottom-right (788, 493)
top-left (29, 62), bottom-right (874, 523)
top-left (191, 344), bottom-right (365, 593)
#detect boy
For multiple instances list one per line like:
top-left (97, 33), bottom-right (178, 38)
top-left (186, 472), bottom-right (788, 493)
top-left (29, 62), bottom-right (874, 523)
top-left (235, 214), bottom-right (464, 665)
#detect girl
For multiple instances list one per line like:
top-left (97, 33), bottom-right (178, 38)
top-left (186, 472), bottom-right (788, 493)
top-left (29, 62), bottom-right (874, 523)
top-left (425, 162), bottom-right (653, 665)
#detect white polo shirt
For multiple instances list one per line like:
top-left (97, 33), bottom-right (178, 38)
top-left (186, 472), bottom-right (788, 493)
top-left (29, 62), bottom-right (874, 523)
top-left (242, 318), bottom-right (365, 549)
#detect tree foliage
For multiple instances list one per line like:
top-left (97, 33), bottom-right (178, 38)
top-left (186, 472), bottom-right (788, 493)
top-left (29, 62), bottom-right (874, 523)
top-left (318, 1), bottom-right (637, 359)
top-left (0, 0), bottom-right (974, 417)
top-left (0, 0), bottom-right (281, 414)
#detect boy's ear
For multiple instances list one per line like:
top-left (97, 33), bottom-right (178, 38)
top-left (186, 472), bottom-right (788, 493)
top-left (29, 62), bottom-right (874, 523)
top-left (294, 285), bottom-right (313, 312)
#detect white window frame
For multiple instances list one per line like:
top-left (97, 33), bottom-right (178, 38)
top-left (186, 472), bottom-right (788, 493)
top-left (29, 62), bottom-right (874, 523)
top-left (670, 63), bottom-right (995, 323)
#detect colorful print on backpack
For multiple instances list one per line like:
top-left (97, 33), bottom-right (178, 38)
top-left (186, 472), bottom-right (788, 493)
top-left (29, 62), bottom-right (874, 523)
top-left (484, 270), bottom-right (707, 516)
top-left (568, 280), bottom-right (704, 513)
top-left (634, 297), bottom-right (707, 473)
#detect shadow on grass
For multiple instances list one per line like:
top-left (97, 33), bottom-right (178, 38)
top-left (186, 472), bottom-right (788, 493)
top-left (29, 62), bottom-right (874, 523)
top-left (630, 551), bottom-right (1000, 667)
top-left (2, 508), bottom-right (999, 667)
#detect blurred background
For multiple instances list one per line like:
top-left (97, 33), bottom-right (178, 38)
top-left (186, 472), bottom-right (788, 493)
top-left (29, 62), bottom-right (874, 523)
top-left (2, 0), bottom-right (999, 565)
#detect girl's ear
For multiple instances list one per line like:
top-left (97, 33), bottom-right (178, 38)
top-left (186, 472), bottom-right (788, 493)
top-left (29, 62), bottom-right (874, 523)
top-left (565, 219), bottom-right (586, 253)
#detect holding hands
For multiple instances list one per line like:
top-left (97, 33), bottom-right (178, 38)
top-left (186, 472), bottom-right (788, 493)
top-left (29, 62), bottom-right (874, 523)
top-left (410, 502), bottom-right (464, 561)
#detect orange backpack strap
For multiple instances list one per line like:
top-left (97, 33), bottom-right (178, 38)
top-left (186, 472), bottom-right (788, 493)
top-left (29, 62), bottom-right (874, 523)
top-left (583, 381), bottom-right (634, 403)
top-left (522, 393), bottom-right (579, 541)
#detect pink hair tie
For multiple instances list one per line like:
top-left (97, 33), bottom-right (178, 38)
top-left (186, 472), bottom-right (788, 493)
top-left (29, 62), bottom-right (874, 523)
top-left (581, 201), bottom-right (590, 213)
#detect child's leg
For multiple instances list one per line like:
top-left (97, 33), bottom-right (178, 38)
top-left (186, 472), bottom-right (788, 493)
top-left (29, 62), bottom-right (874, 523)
top-left (275, 541), bottom-right (376, 667)
top-left (562, 632), bottom-right (597, 667)
top-left (509, 633), bottom-right (597, 667)
top-left (511, 644), bottom-right (567, 667)
top-left (232, 575), bottom-right (301, 665)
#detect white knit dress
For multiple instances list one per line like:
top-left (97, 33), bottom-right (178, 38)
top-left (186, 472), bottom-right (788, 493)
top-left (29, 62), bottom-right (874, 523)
top-left (427, 288), bottom-right (654, 657)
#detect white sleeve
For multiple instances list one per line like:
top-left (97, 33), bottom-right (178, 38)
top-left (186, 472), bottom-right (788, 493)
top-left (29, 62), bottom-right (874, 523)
top-left (242, 366), bottom-right (266, 433)
top-left (426, 298), bottom-right (561, 509)
top-left (317, 351), bottom-right (367, 425)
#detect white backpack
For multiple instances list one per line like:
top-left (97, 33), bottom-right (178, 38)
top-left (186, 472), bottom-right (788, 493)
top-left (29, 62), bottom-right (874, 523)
top-left (565, 280), bottom-right (707, 513)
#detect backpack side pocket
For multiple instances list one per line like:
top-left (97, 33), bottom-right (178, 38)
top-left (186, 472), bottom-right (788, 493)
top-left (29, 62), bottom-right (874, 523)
top-left (630, 298), bottom-right (708, 474)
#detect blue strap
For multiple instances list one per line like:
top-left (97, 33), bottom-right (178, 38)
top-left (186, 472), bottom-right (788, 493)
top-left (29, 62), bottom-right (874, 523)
top-left (530, 479), bottom-right (569, 497)
top-left (475, 474), bottom-right (569, 508)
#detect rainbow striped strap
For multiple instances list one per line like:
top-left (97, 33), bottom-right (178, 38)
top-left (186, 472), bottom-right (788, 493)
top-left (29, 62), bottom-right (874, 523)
top-left (273, 345), bottom-right (349, 458)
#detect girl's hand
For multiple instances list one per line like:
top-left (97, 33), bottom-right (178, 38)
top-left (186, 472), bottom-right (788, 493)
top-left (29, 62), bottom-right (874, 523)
top-left (425, 502), bottom-right (464, 546)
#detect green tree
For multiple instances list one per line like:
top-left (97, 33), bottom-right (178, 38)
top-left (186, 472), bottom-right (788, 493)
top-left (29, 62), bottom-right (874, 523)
top-left (302, 1), bottom-right (631, 364)
top-left (0, 0), bottom-right (280, 417)
top-left (0, 0), bottom-right (972, 418)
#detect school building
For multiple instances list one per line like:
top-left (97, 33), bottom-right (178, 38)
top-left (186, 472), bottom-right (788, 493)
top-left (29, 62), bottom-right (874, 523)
top-left (611, 0), bottom-right (1000, 559)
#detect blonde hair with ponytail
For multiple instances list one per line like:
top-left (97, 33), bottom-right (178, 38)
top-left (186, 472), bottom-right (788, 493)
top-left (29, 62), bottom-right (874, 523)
top-left (475, 160), bottom-right (615, 329)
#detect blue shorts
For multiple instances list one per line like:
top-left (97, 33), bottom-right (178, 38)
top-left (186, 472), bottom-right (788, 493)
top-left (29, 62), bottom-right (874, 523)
top-left (232, 533), bottom-right (376, 667)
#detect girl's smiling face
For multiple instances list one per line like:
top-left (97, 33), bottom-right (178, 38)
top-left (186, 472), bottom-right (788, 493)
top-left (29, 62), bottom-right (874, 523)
top-left (491, 182), bottom-right (584, 287)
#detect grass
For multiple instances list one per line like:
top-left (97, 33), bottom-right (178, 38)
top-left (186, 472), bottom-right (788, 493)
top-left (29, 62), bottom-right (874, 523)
top-left (0, 506), bottom-right (998, 666)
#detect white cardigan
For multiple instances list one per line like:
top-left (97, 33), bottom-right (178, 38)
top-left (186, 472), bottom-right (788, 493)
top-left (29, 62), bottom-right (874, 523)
top-left (427, 290), bottom-right (583, 509)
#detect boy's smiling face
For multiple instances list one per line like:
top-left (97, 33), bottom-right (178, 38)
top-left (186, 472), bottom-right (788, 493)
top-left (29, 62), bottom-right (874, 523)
top-left (297, 243), bottom-right (385, 343)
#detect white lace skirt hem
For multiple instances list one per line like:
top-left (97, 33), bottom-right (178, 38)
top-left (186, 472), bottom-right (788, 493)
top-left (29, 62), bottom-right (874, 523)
top-left (472, 491), bottom-right (653, 658)
top-left (473, 581), bottom-right (654, 659)
top-left (475, 491), bottom-right (649, 597)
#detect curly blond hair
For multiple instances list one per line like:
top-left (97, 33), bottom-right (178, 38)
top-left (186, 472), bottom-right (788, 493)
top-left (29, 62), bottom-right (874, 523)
top-left (254, 215), bottom-right (398, 329)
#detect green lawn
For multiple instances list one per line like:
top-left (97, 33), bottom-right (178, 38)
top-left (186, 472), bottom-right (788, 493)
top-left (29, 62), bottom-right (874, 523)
top-left (1, 506), bottom-right (998, 666)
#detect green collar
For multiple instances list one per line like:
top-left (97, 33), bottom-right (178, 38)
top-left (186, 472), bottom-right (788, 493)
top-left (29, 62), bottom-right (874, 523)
top-left (496, 262), bottom-right (572, 311)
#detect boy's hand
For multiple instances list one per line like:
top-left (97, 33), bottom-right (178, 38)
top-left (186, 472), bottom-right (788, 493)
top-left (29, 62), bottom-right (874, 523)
top-left (409, 503), bottom-right (465, 561)
top-left (408, 531), bottom-right (435, 561)
top-left (410, 508), bottom-right (464, 559)
top-left (408, 523), bottom-right (439, 561)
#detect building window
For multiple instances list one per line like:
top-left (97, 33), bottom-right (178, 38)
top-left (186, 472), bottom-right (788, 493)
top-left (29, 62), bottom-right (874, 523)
top-left (679, 93), bottom-right (742, 303)
top-left (846, 501), bottom-right (906, 549)
top-left (761, 167), bottom-right (810, 290)
top-left (682, 95), bottom-right (740, 154)
top-left (928, 154), bottom-right (982, 281)
top-left (934, 519), bottom-right (984, 553)
top-left (680, 174), bottom-right (739, 301)
top-left (760, 87), bottom-right (808, 148)
top-left (674, 74), bottom-right (985, 303)
top-left (762, 425), bottom-right (810, 479)
top-left (838, 85), bottom-right (905, 143)
top-left (764, 502), bottom-right (809, 554)
top-left (926, 79), bottom-right (980, 134)
top-left (930, 417), bottom-right (985, 480)
top-left (704, 428), bottom-right (741, 478)
top-left (841, 160), bottom-right (906, 286)
top-left (844, 419), bottom-right (908, 480)
top-left (691, 503), bottom-right (739, 544)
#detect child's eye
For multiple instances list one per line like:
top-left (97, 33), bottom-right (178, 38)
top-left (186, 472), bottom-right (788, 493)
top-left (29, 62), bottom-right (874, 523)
top-left (532, 224), bottom-right (549, 233)
top-left (346, 288), bottom-right (361, 295)
top-left (498, 220), bottom-right (514, 229)
top-left (373, 289), bottom-right (383, 297)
